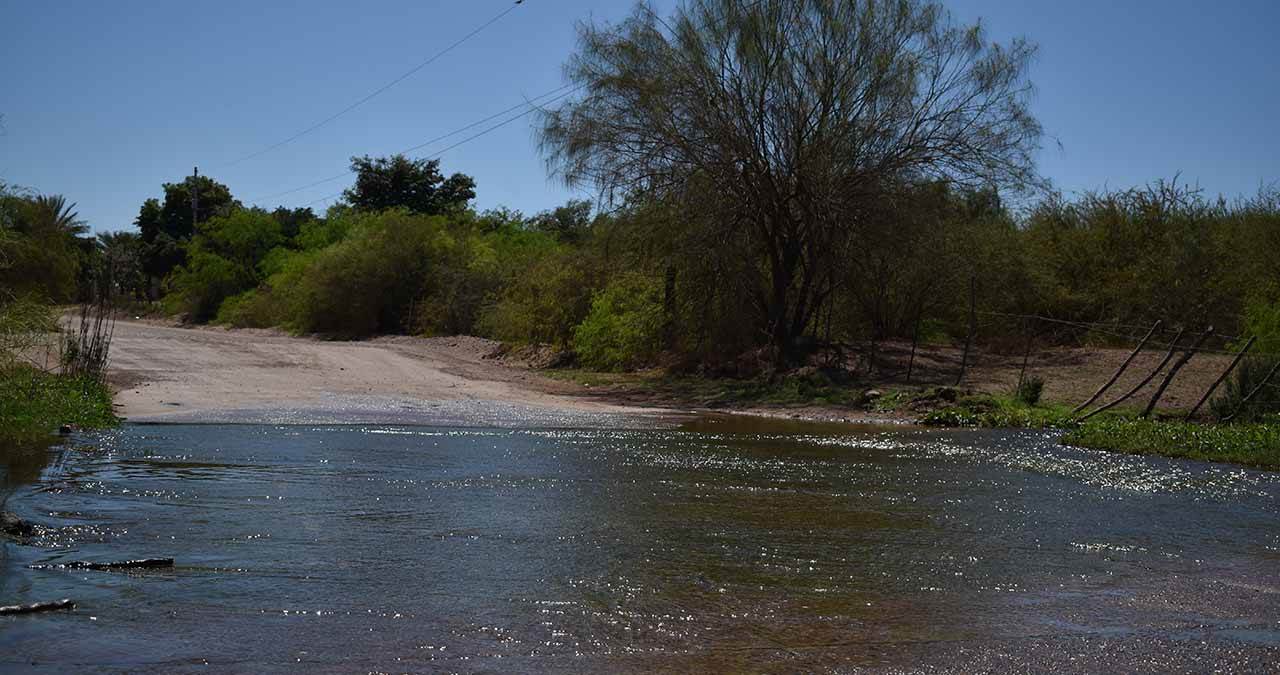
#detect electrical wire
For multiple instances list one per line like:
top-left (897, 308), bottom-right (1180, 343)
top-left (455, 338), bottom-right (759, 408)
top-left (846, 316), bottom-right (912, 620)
top-left (291, 86), bottom-right (580, 208)
top-left (241, 0), bottom-right (771, 207)
top-left (246, 83), bottom-right (580, 204)
top-left (220, 1), bottom-right (526, 169)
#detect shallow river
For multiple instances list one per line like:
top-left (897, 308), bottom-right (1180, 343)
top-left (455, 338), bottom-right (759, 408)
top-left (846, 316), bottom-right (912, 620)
top-left (2, 418), bottom-right (1279, 672)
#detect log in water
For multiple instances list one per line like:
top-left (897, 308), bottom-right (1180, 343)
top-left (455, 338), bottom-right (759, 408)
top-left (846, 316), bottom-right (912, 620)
top-left (0, 599), bottom-right (75, 615)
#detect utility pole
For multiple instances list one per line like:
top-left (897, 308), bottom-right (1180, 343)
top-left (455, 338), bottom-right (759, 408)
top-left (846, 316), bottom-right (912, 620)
top-left (190, 166), bottom-right (199, 233)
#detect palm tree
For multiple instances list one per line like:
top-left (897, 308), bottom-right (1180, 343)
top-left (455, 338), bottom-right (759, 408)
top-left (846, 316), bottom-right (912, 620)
top-left (30, 195), bottom-right (89, 239)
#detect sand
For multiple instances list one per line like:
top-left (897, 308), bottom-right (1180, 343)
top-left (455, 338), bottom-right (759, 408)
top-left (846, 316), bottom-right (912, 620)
top-left (107, 320), bottom-right (664, 427)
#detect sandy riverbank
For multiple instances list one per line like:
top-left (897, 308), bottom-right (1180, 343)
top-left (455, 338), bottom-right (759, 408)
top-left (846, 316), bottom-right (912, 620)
top-left (106, 320), bottom-right (667, 427)
top-left (105, 318), bottom-right (1236, 427)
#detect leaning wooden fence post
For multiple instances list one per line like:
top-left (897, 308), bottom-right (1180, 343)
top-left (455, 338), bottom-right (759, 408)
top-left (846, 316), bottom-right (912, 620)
top-left (1184, 336), bottom-right (1256, 421)
top-left (1222, 359), bottom-right (1280, 424)
top-left (956, 275), bottom-right (976, 386)
top-left (1016, 318), bottom-right (1035, 391)
top-left (1072, 320), bottom-right (1163, 414)
top-left (1080, 328), bottom-right (1185, 421)
top-left (906, 308), bottom-right (922, 384)
top-left (1141, 326), bottom-right (1214, 419)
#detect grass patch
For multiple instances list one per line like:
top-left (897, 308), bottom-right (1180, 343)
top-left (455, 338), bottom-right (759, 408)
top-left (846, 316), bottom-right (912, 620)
top-left (0, 366), bottom-right (118, 446)
top-left (921, 394), bottom-right (1078, 429)
top-left (1061, 418), bottom-right (1280, 470)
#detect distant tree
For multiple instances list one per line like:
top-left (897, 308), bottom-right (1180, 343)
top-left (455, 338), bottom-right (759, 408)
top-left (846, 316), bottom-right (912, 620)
top-left (541, 0), bottom-right (1043, 362)
top-left (343, 155), bottom-right (475, 215)
top-left (23, 195), bottom-right (89, 240)
top-left (97, 231), bottom-right (147, 300)
top-left (270, 206), bottom-right (319, 242)
top-left (165, 208), bottom-right (285, 322)
top-left (530, 199), bottom-right (593, 244)
top-left (135, 173), bottom-right (238, 284)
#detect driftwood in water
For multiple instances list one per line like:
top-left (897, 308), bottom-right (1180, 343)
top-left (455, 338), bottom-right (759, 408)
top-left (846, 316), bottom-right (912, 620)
top-left (32, 558), bottom-right (174, 572)
top-left (1185, 336), bottom-right (1256, 421)
top-left (1141, 326), bottom-right (1214, 419)
top-left (1, 512), bottom-right (36, 540)
top-left (1072, 320), bottom-right (1163, 414)
top-left (1080, 328), bottom-right (1186, 421)
top-left (0, 599), bottom-right (75, 615)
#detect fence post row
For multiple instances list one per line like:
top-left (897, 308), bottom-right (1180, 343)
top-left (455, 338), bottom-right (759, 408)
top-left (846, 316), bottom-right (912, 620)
top-left (1141, 327), bottom-right (1214, 419)
top-left (1185, 336), bottom-right (1256, 421)
top-left (1080, 328), bottom-right (1186, 422)
top-left (1222, 359), bottom-right (1280, 424)
top-left (1072, 320), bottom-right (1163, 414)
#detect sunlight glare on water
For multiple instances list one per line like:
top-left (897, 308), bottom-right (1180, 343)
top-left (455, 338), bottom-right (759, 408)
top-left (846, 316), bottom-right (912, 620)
top-left (1, 421), bottom-right (1278, 672)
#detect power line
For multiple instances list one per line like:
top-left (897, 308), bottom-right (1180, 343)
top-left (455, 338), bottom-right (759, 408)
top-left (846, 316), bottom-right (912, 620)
top-left (246, 83), bottom-right (580, 205)
top-left (245, 0), bottom-right (770, 206)
top-left (291, 86), bottom-right (580, 209)
top-left (221, 1), bottom-right (526, 169)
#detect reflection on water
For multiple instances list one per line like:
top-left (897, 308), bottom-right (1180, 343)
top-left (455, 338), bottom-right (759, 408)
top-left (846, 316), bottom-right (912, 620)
top-left (0, 438), bottom-right (63, 494)
top-left (1, 421), bottom-right (1279, 672)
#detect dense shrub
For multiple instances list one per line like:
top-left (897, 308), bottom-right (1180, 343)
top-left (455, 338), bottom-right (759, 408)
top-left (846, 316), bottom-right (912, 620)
top-left (0, 365), bottom-right (118, 444)
top-left (1015, 375), bottom-right (1046, 406)
top-left (573, 274), bottom-right (665, 371)
top-left (282, 211), bottom-right (456, 337)
top-left (0, 294), bottom-right (56, 366)
top-left (1212, 356), bottom-right (1280, 423)
top-left (477, 245), bottom-right (597, 346)
top-left (164, 209), bottom-right (284, 322)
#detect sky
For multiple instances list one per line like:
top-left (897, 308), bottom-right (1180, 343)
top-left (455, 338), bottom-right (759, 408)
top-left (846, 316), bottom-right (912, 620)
top-left (2, 0), bottom-right (1277, 234)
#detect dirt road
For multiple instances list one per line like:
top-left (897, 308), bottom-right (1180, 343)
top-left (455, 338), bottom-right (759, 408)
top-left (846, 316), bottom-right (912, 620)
top-left (108, 320), bottom-right (656, 426)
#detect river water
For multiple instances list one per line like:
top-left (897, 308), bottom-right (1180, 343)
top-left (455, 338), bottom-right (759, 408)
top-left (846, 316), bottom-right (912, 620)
top-left (2, 418), bottom-right (1279, 672)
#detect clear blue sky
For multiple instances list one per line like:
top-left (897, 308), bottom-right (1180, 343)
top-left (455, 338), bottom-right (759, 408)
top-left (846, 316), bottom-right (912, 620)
top-left (2, 1), bottom-right (1277, 233)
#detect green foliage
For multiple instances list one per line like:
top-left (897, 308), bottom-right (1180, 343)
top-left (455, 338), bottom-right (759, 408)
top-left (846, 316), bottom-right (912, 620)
top-left (252, 210), bottom-right (463, 337)
top-left (134, 174), bottom-right (239, 283)
top-left (0, 366), bottom-right (118, 445)
top-left (1014, 375), bottom-right (1045, 406)
top-left (542, 0), bottom-right (1042, 360)
top-left (215, 289), bottom-right (280, 329)
top-left (922, 394), bottom-right (1078, 429)
top-left (96, 231), bottom-right (147, 300)
top-left (164, 208), bottom-right (286, 323)
top-left (529, 199), bottom-right (593, 244)
top-left (0, 295), bottom-right (55, 367)
top-left (573, 274), bottom-right (665, 371)
top-left (1211, 356), bottom-right (1280, 423)
top-left (344, 155), bottom-right (476, 215)
top-left (0, 189), bottom-right (87, 303)
top-left (477, 243), bottom-right (597, 346)
top-left (1242, 297), bottom-right (1280, 354)
top-left (1062, 418), bottom-right (1280, 470)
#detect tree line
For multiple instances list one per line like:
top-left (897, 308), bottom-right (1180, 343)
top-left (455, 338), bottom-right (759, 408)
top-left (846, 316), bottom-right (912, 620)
top-left (4, 0), bottom-right (1277, 381)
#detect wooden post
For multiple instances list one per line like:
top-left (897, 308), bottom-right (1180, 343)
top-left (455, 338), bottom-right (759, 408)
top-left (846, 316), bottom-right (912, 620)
top-left (1080, 328), bottom-right (1185, 421)
top-left (1072, 320), bottom-right (1163, 414)
top-left (906, 307), bottom-right (922, 384)
top-left (1016, 318), bottom-right (1034, 391)
top-left (1141, 326), bottom-right (1214, 419)
top-left (1184, 336), bottom-right (1255, 421)
top-left (190, 166), bottom-right (199, 232)
top-left (956, 275), bottom-right (976, 386)
top-left (1222, 359), bottom-right (1280, 424)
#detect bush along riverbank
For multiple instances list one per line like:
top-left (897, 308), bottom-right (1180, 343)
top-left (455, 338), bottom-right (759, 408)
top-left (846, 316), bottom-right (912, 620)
top-left (913, 389), bottom-right (1280, 471)
top-left (1061, 418), bottom-right (1280, 471)
top-left (2, 296), bottom-right (120, 448)
top-left (0, 366), bottom-right (118, 446)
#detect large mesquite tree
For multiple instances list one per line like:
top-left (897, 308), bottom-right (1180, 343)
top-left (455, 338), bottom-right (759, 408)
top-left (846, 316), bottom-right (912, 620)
top-left (540, 0), bottom-right (1043, 361)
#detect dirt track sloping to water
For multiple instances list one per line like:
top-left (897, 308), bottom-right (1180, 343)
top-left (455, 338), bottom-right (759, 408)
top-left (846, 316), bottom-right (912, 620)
top-left (107, 320), bottom-right (653, 426)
